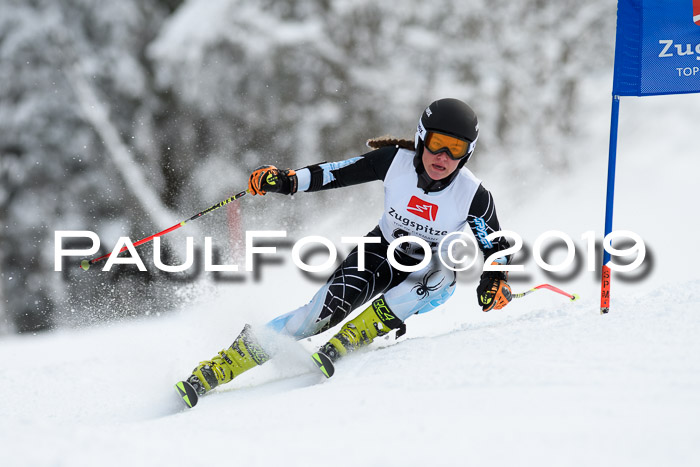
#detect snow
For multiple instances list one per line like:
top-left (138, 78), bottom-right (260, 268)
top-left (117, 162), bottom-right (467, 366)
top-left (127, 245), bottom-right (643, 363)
top-left (1, 85), bottom-right (700, 466)
top-left (2, 284), bottom-right (700, 466)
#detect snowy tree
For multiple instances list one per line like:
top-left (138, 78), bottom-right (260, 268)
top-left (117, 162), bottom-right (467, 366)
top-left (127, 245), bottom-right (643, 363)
top-left (0, 0), bottom-right (615, 333)
top-left (0, 0), bottom-right (184, 331)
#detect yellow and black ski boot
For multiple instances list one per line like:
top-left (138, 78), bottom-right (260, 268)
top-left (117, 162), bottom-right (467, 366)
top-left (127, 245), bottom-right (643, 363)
top-left (312, 296), bottom-right (405, 378)
top-left (185, 324), bottom-right (270, 398)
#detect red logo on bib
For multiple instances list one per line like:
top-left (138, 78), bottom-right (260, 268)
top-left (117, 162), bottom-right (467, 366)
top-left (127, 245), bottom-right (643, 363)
top-left (695, 0), bottom-right (700, 26)
top-left (407, 196), bottom-right (438, 221)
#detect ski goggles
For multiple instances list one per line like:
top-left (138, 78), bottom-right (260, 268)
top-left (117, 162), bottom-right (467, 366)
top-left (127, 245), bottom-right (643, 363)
top-left (424, 132), bottom-right (475, 160)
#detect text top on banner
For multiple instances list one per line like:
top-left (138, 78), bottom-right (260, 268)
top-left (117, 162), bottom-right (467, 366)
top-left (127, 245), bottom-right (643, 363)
top-left (613, 0), bottom-right (700, 96)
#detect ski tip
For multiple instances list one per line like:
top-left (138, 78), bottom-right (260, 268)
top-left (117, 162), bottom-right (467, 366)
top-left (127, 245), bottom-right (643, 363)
top-left (80, 260), bottom-right (91, 271)
top-left (175, 380), bottom-right (199, 408)
top-left (311, 352), bottom-right (335, 379)
top-left (571, 293), bottom-right (580, 302)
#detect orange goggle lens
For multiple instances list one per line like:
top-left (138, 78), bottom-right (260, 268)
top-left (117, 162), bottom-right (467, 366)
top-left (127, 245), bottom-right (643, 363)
top-left (424, 132), bottom-right (471, 160)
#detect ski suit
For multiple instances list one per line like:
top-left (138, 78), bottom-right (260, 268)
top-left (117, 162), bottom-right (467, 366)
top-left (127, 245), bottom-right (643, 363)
top-left (267, 146), bottom-right (509, 339)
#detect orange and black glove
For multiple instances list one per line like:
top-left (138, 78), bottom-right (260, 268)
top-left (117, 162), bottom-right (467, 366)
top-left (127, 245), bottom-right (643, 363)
top-left (248, 165), bottom-right (298, 196)
top-left (477, 271), bottom-right (512, 312)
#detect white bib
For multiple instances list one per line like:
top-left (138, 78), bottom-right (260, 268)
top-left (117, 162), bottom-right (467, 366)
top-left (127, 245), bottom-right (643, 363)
top-left (378, 149), bottom-right (481, 258)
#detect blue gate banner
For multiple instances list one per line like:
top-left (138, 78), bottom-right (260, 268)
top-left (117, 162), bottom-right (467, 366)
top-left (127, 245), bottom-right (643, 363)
top-left (613, 0), bottom-right (700, 96)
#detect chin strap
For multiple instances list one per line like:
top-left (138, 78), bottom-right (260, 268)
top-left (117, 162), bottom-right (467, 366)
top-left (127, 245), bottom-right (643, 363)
top-left (413, 151), bottom-right (463, 193)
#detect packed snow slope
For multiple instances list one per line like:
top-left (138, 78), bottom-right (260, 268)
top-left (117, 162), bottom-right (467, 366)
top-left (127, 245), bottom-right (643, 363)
top-left (1, 92), bottom-right (699, 467)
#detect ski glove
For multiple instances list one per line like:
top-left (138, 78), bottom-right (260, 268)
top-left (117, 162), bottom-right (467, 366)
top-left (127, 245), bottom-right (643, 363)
top-left (248, 165), bottom-right (298, 196)
top-left (477, 271), bottom-right (512, 312)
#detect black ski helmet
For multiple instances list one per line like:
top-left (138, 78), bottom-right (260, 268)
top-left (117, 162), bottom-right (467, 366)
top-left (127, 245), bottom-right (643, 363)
top-left (413, 98), bottom-right (479, 192)
top-left (415, 98), bottom-right (479, 163)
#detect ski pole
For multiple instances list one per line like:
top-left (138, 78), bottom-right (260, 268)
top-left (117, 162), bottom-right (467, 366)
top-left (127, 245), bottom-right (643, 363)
top-left (80, 189), bottom-right (249, 271)
top-left (512, 283), bottom-right (579, 301)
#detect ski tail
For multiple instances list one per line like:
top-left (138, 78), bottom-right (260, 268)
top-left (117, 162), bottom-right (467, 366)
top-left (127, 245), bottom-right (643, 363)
top-left (175, 380), bottom-right (200, 408)
top-left (311, 351), bottom-right (335, 378)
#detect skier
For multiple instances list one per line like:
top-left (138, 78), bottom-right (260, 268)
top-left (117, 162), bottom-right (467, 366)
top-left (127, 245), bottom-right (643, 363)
top-left (179, 98), bottom-right (513, 400)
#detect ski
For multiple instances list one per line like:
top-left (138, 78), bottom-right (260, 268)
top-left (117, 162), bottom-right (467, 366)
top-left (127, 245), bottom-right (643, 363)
top-left (311, 351), bottom-right (335, 378)
top-left (174, 380), bottom-right (199, 408)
